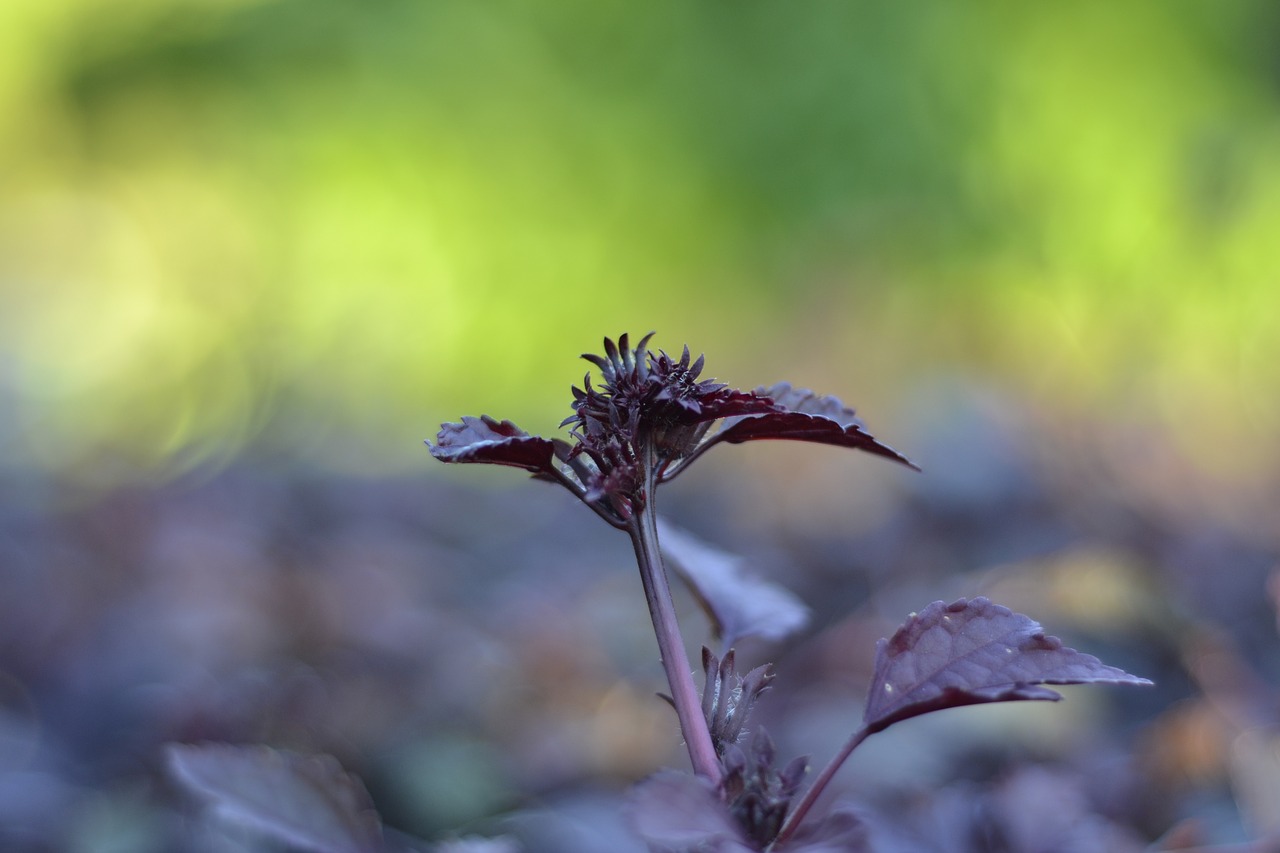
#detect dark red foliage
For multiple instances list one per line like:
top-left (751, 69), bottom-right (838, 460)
top-left (863, 596), bottom-right (1153, 735)
top-left (427, 415), bottom-right (568, 478)
top-left (427, 335), bottom-right (915, 523)
top-left (706, 382), bottom-right (919, 472)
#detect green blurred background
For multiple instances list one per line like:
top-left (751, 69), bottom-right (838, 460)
top-left (3, 0), bottom-right (1277, 510)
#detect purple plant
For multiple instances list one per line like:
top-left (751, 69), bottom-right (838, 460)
top-left (428, 333), bottom-right (1152, 852)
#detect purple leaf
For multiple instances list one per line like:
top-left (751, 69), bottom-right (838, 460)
top-left (658, 519), bottom-right (809, 647)
top-left (863, 597), bottom-right (1153, 734)
top-left (708, 383), bottom-right (919, 471)
top-left (427, 416), bottom-right (567, 479)
top-left (624, 771), bottom-right (755, 852)
top-left (166, 743), bottom-right (383, 853)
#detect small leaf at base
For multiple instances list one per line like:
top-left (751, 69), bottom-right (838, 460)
top-left (624, 771), bottom-right (754, 852)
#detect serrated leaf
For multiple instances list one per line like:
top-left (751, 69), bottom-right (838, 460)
top-left (709, 383), bottom-right (919, 471)
top-left (624, 771), bottom-right (754, 853)
top-left (863, 597), bottom-right (1153, 734)
top-left (167, 743), bottom-right (383, 853)
top-left (658, 519), bottom-right (809, 647)
top-left (427, 416), bottom-right (566, 478)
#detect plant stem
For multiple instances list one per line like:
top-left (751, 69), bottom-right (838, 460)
top-left (627, 453), bottom-right (722, 784)
top-left (772, 725), bottom-right (870, 848)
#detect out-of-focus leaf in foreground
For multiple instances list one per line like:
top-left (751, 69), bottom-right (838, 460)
top-left (708, 383), bottom-right (919, 471)
top-left (625, 771), bottom-right (754, 852)
top-left (166, 743), bottom-right (383, 853)
top-left (658, 519), bottom-right (809, 647)
top-left (864, 597), bottom-right (1153, 734)
top-left (626, 770), bottom-right (871, 852)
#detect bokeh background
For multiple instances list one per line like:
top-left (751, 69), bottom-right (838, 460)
top-left (2, 1), bottom-right (1279, 850)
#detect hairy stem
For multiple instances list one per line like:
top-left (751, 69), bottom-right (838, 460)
top-left (627, 451), bottom-right (722, 784)
top-left (772, 726), bottom-right (870, 847)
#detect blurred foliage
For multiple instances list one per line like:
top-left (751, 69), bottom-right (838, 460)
top-left (1, 0), bottom-right (1278, 507)
top-left (1, 446), bottom-right (1276, 849)
top-left (2, 5), bottom-right (1280, 844)
top-left (0, 4), bottom-right (1274, 845)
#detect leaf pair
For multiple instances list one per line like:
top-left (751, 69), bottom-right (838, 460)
top-left (428, 383), bottom-right (917, 481)
top-left (427, 335), bottom-right (917, 528)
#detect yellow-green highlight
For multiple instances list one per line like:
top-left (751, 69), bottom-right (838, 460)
top-left (0, 0), bottom-right (1276, 506)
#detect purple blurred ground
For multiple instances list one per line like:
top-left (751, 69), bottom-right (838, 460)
top-left (1, 408), bottom-right (1277, 850)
